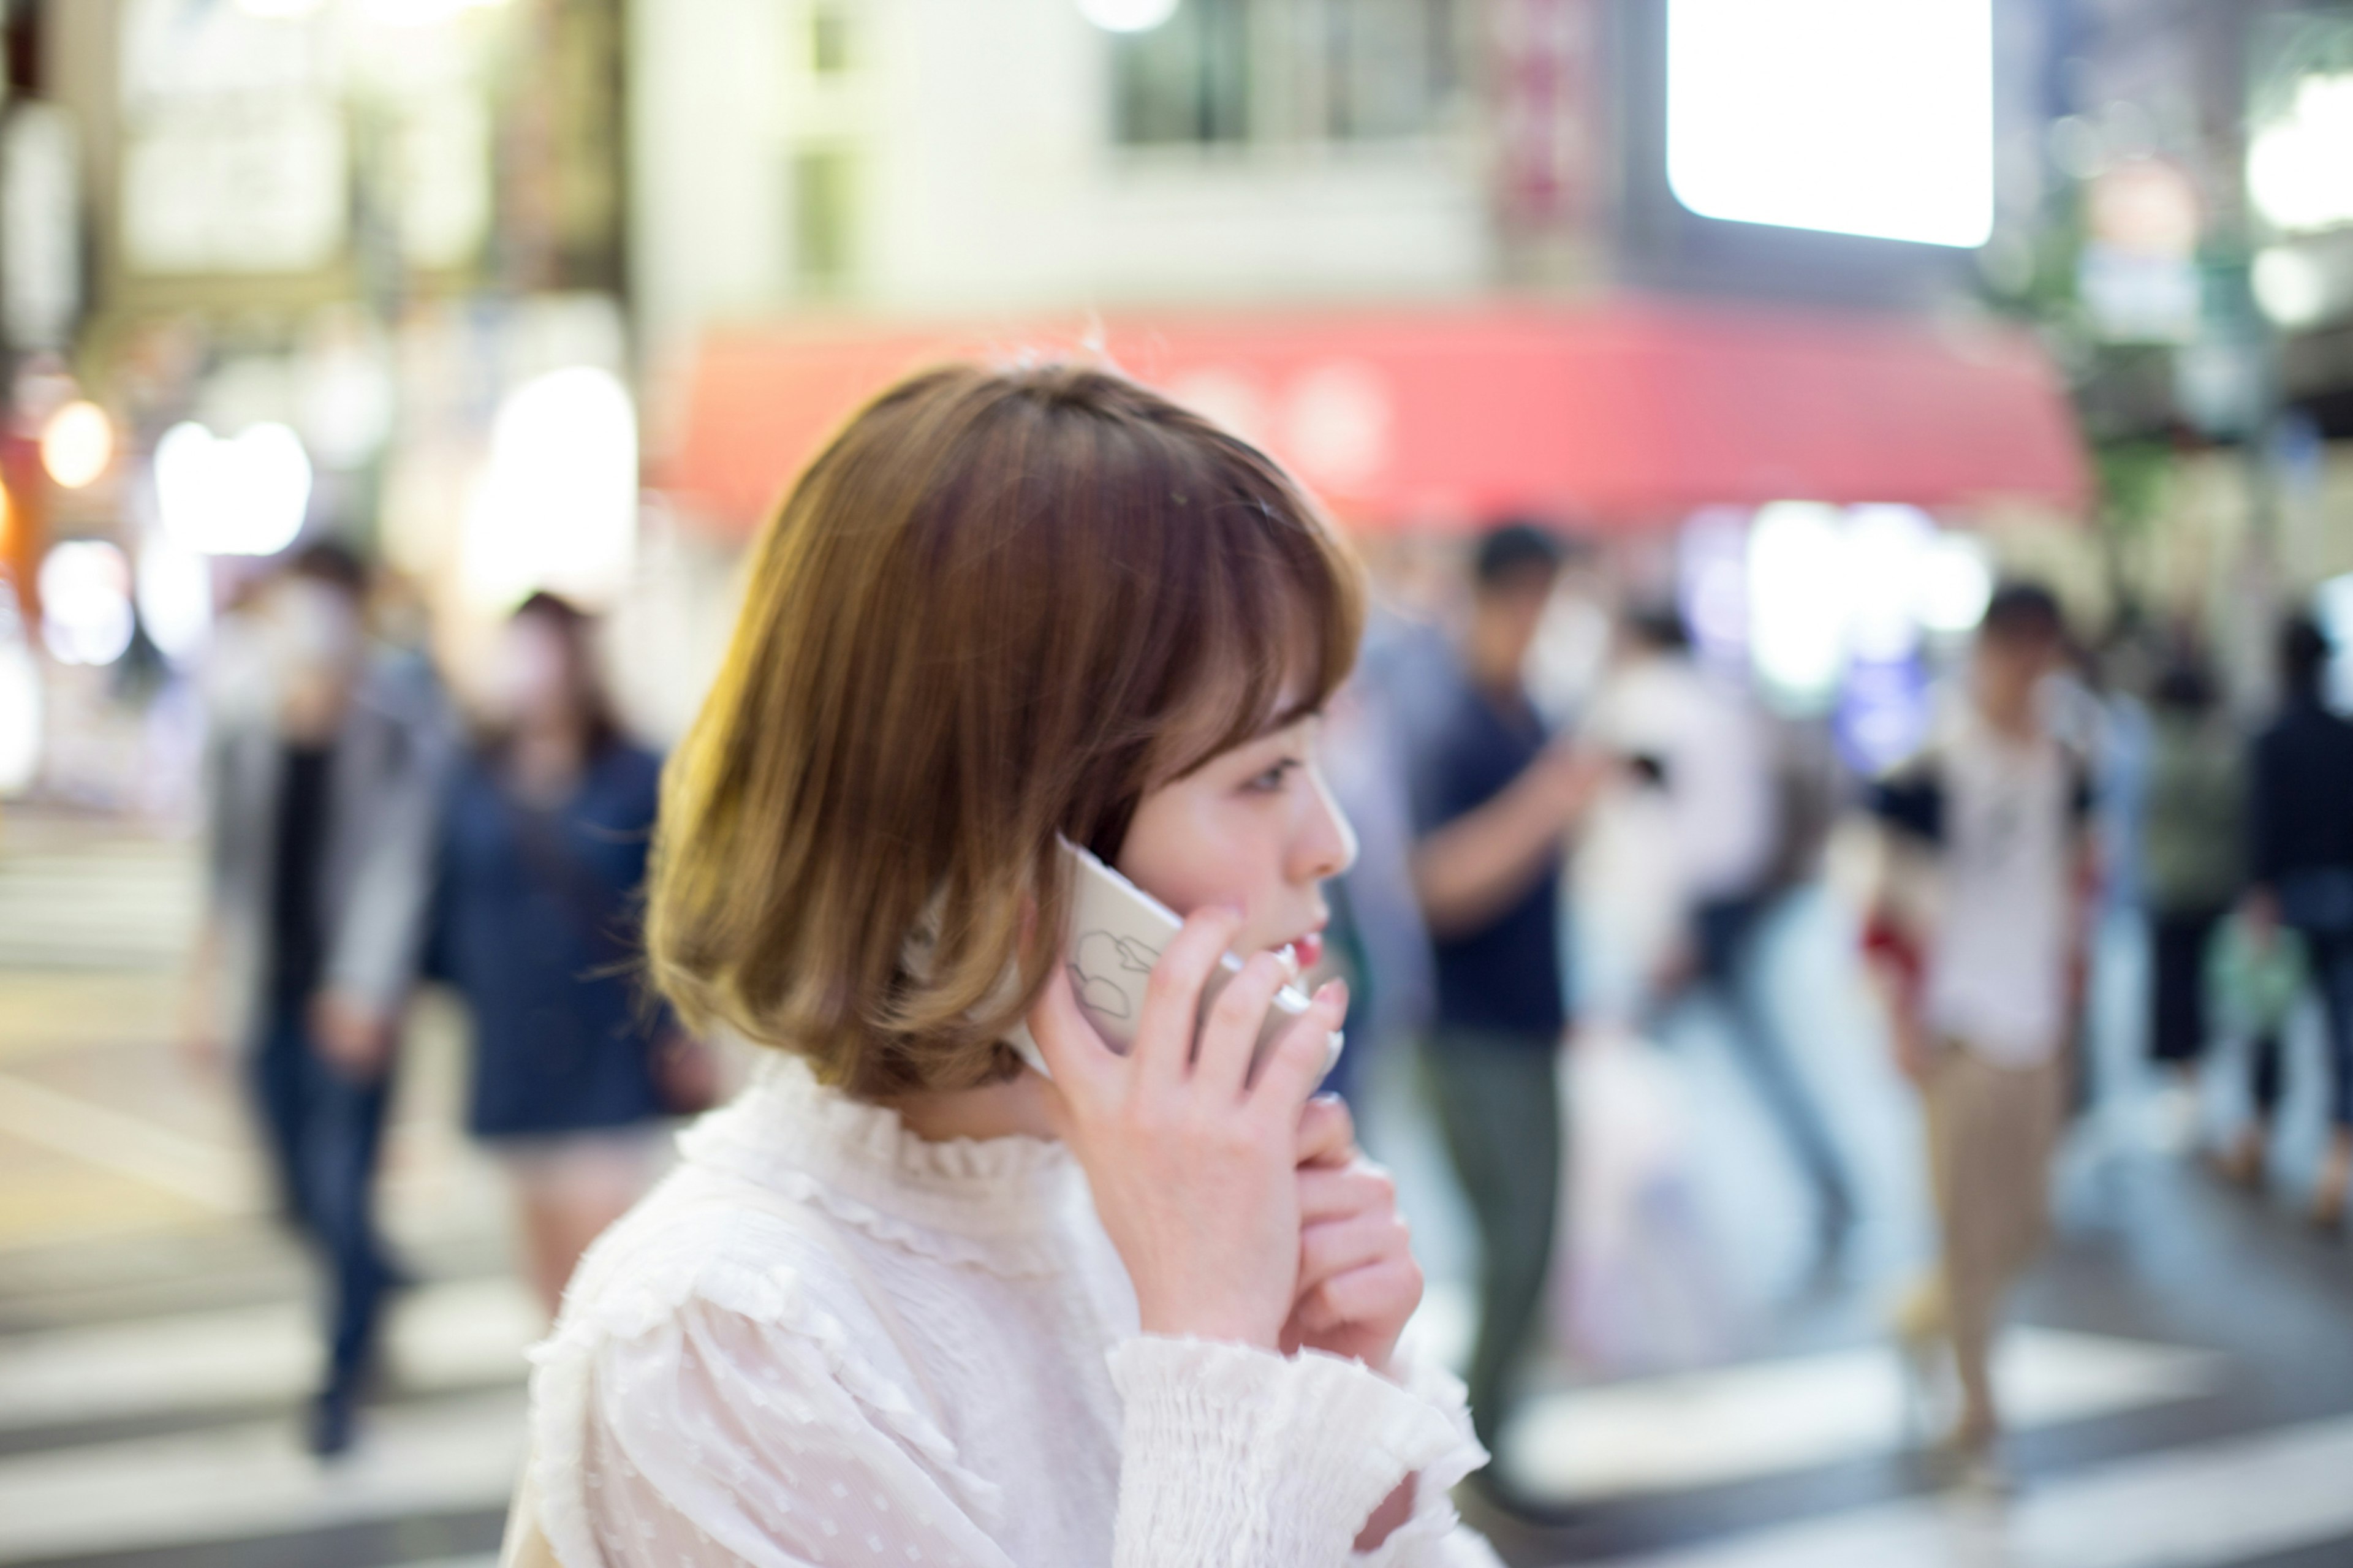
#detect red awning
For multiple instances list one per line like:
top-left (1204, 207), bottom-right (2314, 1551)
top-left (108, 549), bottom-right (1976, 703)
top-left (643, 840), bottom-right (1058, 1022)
top-left (653, 298), bottom-right (2088, 533)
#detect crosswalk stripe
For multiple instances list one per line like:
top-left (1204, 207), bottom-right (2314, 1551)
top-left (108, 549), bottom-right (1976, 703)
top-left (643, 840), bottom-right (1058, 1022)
top-left (1585, 1412), bottom-right (2353, 1568)
top-left (0, 847), bottom-right (200, 966)
top-left (1505, 1327), bottom-right (2224, 1504)
top-left (0, 1276), bottom-right (538, 1431)
top-left (0, 1071), bottom-right (254, 1213)
top-left (0, 1387), bottom-right (524, 1564)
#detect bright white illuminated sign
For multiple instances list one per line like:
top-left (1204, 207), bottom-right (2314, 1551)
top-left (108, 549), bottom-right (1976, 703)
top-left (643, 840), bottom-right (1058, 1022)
top-left (1666, 0), bottom-right (1994, 248)
top-left (1079, 0), bottom-right (1179, 33)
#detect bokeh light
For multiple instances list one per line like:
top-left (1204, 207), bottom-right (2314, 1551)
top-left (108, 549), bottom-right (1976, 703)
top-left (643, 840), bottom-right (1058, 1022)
top-left (1078, 0), bottom-right (1181, 34)
top-left (1746, 501), bottom-right (1851, 705)
top-left (2253, 246), bottom-right (2330, 329)
top-left (0, 580), bottom-right (36, 795)
top-left (37, 540), bottom-right (135, 667)
top-left (1914, 532), bottom-right (1994, 635)
top-left (40, 400), bottom-right (115, 490)
top-left (461, 366), bottom-right (638, 611)
top-left (135, 536), bottom-right (213, 664)
top-left (2247, 73), bottom-right (2353, 235)
top-left (154, 422), bottom-right (315, 557)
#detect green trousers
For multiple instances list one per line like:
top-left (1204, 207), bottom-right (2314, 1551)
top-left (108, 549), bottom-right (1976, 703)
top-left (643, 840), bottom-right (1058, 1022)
top-left (1421, 1027), bottom-right (1563, 1456)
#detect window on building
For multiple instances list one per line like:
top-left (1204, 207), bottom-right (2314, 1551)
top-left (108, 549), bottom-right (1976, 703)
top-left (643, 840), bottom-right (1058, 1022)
top-left (1114, 0), bottom-right (1253, 145)
top-left (811, 2), bottom-right (852, 75)
top-left (1111, 0), bottom-right (1466, 147)
top-left (792, 146), bottom-right (854, 289)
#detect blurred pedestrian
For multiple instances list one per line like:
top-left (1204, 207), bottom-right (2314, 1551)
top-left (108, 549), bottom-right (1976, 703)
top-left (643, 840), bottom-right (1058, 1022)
top-left (1409, 521), bottom-right (1604, 1492)
top-left (2239, 615), bottom-right (2353, 1227)
top-left (431, 593), bottom-right (693, 1316)
top-left (2138, 656), bottom-right (2243, 1140)
top-left (1862, 582), bottom-right (2092, 1488)
top-left (1590, 604), bottom-right (1856, 1270)
top-left (184, 540), bottom-right (452, 1456)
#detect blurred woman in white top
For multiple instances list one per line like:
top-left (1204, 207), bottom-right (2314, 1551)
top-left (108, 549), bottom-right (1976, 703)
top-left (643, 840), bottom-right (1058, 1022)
top-left (499, 363), bottom-right (1499, 1567)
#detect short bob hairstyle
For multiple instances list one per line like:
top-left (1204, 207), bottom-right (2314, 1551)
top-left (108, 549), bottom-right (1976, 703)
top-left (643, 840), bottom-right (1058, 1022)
top-left (646, 362), bottom-right (1366, 1098)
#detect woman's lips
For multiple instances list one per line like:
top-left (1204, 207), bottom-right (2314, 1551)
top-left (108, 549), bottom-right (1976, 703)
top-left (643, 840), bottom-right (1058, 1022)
top-left (1291, 931), bottom-right (1324, 972)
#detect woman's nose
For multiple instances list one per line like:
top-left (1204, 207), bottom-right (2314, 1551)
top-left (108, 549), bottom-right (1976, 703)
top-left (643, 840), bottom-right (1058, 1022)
top-left (1295, 775), bottom-right (1358, 883)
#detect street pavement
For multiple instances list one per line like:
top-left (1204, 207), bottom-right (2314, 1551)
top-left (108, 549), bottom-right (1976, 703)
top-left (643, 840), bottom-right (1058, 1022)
top-left (2, 809), bottom-right (2351, 1568)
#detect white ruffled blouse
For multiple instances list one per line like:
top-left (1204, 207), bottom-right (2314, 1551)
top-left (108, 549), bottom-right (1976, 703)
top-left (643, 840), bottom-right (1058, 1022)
top-left (513, 1055), bottom-right (1502, 1567)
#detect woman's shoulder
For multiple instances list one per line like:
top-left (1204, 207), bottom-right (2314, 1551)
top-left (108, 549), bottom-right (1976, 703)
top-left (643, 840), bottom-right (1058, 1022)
top-left (553, 1166), bottom-right (850, 1343)
top-left (525, 1168), bottom-right (1012, 1562)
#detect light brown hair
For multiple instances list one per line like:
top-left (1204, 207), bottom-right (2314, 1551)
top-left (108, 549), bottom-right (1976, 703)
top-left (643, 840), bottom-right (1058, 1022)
top-left (646, 362), bottom-right (1365, 1097)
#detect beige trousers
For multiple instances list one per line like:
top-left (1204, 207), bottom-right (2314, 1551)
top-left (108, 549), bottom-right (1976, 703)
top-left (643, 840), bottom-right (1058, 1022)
top-left (1901, 1041), bottom-right (2068, 1436)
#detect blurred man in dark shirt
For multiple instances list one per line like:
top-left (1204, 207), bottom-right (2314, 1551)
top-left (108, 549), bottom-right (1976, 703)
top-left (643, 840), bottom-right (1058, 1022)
top-left (1409, 522), bottom-right (1602, 1490)
top-left (2245, 615), bottom-right (2353, 1227)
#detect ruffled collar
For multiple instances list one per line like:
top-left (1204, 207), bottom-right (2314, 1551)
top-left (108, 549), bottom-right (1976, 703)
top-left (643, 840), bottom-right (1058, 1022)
top-left (677, 1053), bottom-right (1082, 1272)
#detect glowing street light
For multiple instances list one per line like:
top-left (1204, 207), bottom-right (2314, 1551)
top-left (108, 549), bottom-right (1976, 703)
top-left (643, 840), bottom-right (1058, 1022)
top-left (39, 400), bottom-right (113, 490)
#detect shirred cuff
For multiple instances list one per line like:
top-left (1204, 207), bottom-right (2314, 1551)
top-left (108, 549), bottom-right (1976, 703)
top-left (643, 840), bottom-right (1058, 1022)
top-left (1355, 1339), bottom-right (1492, 1566)
top-left (1106, 1336), bottom-right (1470, 1568)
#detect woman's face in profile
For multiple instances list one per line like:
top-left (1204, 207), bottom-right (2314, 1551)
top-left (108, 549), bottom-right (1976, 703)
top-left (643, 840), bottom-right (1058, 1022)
top-left (1115, 711), bottom-right (1358, 974)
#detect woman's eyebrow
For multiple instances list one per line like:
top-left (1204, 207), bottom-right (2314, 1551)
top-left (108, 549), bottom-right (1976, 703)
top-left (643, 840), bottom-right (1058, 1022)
top-left (1249, 703), bottom-right (1323, 741)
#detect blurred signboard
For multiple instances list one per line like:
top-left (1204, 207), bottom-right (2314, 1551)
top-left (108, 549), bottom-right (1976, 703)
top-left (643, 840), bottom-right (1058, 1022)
top-left (116, 0), bottom-right (347, 274)
top-left (3, 105), bottom-right (80, 348)
top-left (1492, 0), bottom-right (1604, 232)
top-left (652, 301), bottom-right (2090, 533)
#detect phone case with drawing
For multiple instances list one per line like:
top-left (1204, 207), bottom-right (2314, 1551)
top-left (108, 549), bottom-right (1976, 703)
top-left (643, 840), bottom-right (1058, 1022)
top-left (1004, 840), bottom-right (1339, 1082)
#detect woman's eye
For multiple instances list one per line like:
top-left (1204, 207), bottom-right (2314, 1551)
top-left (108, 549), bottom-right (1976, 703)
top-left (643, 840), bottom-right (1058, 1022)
top-left (1246, 759), bottom-right (1299, 793)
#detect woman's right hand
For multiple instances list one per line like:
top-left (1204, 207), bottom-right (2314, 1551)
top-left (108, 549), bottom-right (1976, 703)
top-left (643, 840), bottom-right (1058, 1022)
top-left (1029, 906), bottom-right (1348, 1351)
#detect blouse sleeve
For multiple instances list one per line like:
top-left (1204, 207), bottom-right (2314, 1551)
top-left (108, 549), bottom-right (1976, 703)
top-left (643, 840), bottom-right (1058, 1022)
top-left (1105, 1336), bottom-right (1502, 1568)
top-left (547, 1298), bottom-right (1015, 1568)
top-left (537, 1297), bottom-right (1501, 1567)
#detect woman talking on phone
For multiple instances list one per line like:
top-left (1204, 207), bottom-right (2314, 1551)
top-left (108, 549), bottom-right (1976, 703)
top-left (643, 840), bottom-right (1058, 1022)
top-left (500, 365), bottom-right (1498, 1566)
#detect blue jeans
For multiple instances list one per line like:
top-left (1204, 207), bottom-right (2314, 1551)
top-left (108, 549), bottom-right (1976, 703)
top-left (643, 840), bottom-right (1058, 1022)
top-left (249, 1007), bottom-right (395, 1387)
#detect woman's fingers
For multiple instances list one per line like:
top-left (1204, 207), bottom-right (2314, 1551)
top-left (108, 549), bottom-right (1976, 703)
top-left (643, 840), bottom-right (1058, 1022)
top-left (1025, 961), bottom-right (1118, 1104)
top-left (1294, 1093), bottom-right (1355, 1170)
top-left (1298, 1206), bottom-right (1406, 1290)
top-left (1194, 949), bottom-right (1294, 1097)
top-left (1297, 1159), bottom-right (1395, 1224)
top-left (1248, 979), bottom-right (1347, 1118)
top-left (1294, 1257), bottom-right (1424, 1335)
top-left (1131, 906), bottom-right (1245, 1091)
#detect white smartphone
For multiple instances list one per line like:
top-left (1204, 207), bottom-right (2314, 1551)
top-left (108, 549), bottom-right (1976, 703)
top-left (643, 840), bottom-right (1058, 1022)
top-left (1004, 838), bottom-right (1341, 1083)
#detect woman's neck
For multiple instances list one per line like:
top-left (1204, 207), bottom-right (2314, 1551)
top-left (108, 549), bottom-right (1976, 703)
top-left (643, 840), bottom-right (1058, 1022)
top-left (885, 1069), bottom-right (1059, 1143)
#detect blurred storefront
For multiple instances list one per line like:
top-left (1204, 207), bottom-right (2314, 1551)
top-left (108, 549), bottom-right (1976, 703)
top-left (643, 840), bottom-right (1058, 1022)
top-left (1, 0), bottom-right (656, 807)
top-left (626, 0), bottom-right (2096, 757)
top-left (7, 0), bottom-right (2351, 808)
